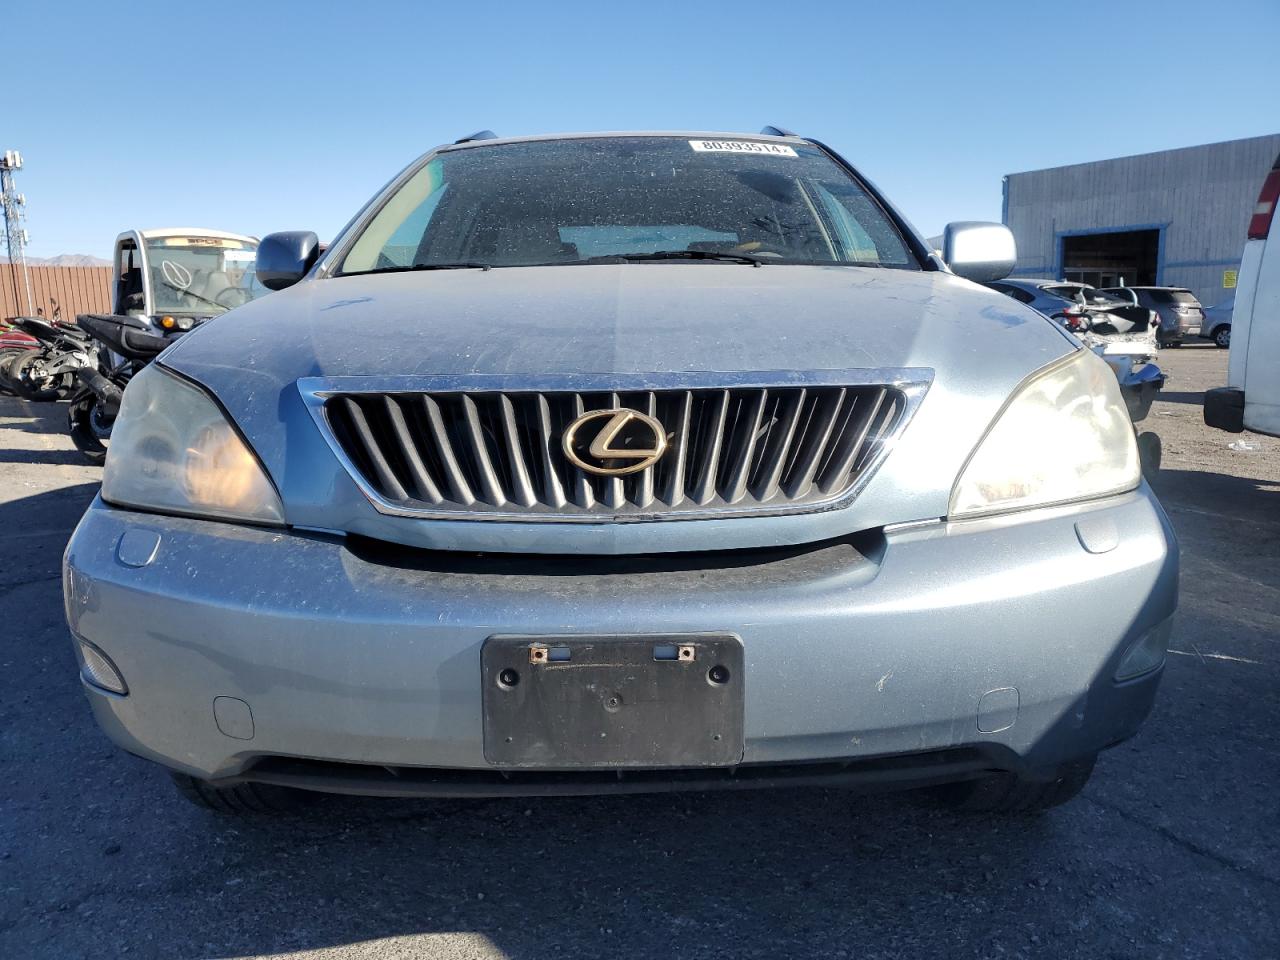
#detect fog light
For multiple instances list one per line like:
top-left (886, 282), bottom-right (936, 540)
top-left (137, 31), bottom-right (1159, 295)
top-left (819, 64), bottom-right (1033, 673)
top-left (1115, 618), bottom-right (1172, 681)
top-left (77, 638), bottom-right (128, 695)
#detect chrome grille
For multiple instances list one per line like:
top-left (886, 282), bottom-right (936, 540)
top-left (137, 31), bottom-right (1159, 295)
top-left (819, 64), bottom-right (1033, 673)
top-left (323, 383), bottom-right (913, 521)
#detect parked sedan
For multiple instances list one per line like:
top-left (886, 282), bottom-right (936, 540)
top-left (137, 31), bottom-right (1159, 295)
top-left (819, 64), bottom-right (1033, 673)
top-left (1100, 286), bottom-right (1206, 347)
top-left (986, 278), bottom-right (1094, 323)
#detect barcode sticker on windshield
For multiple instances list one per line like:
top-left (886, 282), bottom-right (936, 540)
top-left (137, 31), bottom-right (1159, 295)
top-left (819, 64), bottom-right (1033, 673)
top-left (689, 140), bottom-right (797, 157)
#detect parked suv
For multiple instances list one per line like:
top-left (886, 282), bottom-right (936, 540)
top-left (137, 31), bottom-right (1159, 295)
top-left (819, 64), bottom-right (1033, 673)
top-left (1101, 286), bottom-right (1205, 346)
top-left (64, 130), bottom-right (1177, 816)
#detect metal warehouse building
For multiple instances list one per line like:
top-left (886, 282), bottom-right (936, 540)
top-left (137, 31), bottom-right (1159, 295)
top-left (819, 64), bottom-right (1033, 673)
top-left (1003, 132), bottom-right (1280, 308)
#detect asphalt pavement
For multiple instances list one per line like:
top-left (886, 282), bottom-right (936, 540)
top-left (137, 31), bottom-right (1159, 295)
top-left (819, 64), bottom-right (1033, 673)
top-left (1, 345), bottom-right (1277, 959)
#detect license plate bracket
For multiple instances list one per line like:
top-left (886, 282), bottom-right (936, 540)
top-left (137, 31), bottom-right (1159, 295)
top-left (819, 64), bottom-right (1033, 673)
top-left (482, 634), bottom-right (744, 768)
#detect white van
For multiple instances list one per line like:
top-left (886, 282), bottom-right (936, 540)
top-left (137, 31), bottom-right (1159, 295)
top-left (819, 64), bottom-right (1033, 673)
top-left (1205, 151), bottom-right (1280, 437)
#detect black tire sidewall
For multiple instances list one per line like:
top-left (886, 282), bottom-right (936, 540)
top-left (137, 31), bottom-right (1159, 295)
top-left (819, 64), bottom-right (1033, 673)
top-left (68, 397), bottom-right (110, 462)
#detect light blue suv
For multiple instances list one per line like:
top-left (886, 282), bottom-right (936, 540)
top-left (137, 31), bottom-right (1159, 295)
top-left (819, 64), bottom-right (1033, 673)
top-left (63, 130), bottom-right (1177, 815)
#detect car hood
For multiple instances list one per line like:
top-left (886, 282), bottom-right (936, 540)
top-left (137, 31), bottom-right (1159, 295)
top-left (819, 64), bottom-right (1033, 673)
top-left (163, 264), bottom-right (1077, 552)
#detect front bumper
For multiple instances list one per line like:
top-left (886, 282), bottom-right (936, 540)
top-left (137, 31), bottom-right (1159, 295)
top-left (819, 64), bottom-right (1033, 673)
top-left (64, 488), bottom-right (1178, 794)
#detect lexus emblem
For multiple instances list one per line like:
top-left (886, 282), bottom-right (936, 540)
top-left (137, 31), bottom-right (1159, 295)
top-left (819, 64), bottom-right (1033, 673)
top-left (562, 408), bottom-right (668, 476)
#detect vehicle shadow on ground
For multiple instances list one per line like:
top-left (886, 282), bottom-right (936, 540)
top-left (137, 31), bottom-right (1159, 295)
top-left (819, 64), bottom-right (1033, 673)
top-left (0, 447), bottom-right (96, 467)
top-left (1151, 467), bottom-right (1280, 531)
top-left (1151, 390), bottom-right (1204, 406)
top-left (1, 397), bottom-right (77, 435)
top-left (147, 781), bottom-right (1076, 959)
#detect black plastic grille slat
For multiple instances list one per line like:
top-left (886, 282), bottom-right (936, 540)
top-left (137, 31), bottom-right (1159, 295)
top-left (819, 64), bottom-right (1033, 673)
top-left (720, 389), bottom-right (767, 505)
top-left (568, 394), bottom-right (595, 509)
top-left (422, 396), bottom-right (476, 505)
top-left (750, 388), bottom-right (806, 502)
top-left (783, 388), bottom-right (847, 500)
top-left (635, 392), bottom-right (659, 510)
top-left (338, 397), bottom-right (409, 502)
top-left (661, 391), bottom-right (693, 508)
top-left (324, 384), bottom-right (907, 519)
top-left (533, 395), bottom-right (568, 508)
top-left (381, 396), bottom-right (443, 504)
top-left (497, 395), bottom-right (537, 508)
top-left (690, 390), bottom-right (730, 506)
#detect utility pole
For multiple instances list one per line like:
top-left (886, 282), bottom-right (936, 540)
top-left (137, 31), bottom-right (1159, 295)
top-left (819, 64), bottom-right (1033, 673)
top-left (1, 149), bottom-right (34, 316)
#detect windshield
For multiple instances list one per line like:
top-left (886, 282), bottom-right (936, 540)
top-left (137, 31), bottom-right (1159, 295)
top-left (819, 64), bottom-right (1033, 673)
top-left (1146, 288), bottom-right (1200, 305)
top-left (1080, 286), bottom-right (1131, 306)
top-left (337, 137), bottom-right (918, 273)
top-left (144, 236), bottom-right (262, 317)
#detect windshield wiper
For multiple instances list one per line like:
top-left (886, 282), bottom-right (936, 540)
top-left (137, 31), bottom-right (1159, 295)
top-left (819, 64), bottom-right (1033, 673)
top-left (157, 278), bottom-right (230, 312)
top-left (581, 250), bottom-right (765, 266)
top-left (344, 262), bottom-right (493, 276)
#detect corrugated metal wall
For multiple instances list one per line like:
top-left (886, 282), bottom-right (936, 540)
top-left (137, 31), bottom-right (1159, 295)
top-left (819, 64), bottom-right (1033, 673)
top-left (1, 265), bottom-right (112, 321)
top-left (1004, 133), bottom-right (1280, 306)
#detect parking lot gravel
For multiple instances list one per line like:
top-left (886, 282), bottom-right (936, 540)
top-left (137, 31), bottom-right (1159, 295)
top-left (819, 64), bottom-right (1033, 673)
top-left (1, 345), bottom-right (1277, 959)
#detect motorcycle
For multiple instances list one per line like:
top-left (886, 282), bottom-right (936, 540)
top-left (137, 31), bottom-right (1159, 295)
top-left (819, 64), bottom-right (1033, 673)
top-left (0, 326), bottom-right (39, 396)
top-left (4, 317), bottom-right (95, 402)
top-left (66, 314), bottom-right (173, 463)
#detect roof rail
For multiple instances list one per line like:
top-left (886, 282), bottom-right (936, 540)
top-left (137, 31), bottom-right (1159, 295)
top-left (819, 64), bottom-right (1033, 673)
top-left (760, 125), bottom-right (798, 137)
top-left (454, 130), bottom-right (499, 144)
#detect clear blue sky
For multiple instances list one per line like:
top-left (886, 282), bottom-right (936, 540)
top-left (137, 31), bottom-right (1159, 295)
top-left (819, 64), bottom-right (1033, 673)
top-left (9, 0), bottom-right (1279, 259)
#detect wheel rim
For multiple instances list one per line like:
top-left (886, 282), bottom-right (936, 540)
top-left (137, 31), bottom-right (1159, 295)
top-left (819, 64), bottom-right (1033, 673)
top-left (18, 357), bottom-right (59, 394)
top-left (88, 405), bottom-right (114, 440)
top-left (1217, 328), bottom-right (1230, 347)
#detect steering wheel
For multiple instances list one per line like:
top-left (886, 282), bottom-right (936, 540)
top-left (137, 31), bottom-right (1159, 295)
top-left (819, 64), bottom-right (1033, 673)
top-left (214, 287), bottom-right (250, 308)
top-left (731, 241), bottom-right (787, 257)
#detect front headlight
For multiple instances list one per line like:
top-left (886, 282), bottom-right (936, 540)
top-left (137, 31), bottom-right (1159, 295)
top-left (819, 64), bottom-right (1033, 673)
top-left (102, 365), bottom-right (285, 525)
top-left (950, 349), bottom-right (1139, 519)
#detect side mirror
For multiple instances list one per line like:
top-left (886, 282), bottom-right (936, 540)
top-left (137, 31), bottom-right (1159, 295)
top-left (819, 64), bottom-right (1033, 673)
top-left (256, 231), bottom-right (321, 291)
top-left (942, 222), bottom-right (1017, 283)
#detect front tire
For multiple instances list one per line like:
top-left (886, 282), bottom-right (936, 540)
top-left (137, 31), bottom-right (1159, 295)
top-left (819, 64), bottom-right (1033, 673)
top-left (936, 755), bottom-right (1096, 813)
top-left (169, 771), bottom-right (311, 814)
top-left (67, 394), bottom-right (112, 464)
top-left (1214, 325), bottom-right (1231, 349)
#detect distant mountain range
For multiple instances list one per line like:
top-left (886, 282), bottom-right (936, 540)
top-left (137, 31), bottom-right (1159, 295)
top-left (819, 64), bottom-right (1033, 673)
top-left (0, 254), bottom-right (111, 267)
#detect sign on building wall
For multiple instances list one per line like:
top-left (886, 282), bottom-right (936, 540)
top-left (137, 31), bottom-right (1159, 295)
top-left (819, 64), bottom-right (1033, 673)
top-left (1223, 269), bottom-right (1238, 289)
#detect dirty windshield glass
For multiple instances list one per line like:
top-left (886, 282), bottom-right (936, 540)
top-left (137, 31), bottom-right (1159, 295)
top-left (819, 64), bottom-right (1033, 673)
top-left (144, 236), bottom-right (262, 316)
top-left (338, 137), bottom-right (918, 273)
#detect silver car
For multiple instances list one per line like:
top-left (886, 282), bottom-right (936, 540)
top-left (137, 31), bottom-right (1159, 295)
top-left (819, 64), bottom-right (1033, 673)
top-left (987, 277), bottom-right (1097, 321)
top-left (1200, 294), bottom-right (1233, 348)
top-left (988, 278), bottom-right (1137, 325)
top-left (1101, 286), bottom-right (1206, 346)
top-left (64, 130), bottom-right (1177, 816)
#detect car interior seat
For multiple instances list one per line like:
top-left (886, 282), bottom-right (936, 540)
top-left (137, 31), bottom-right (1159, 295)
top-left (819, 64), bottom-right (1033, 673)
top-left (202, 271), bottom-right (232, 305)
top-left (479, 222), bottom-right (580, 265)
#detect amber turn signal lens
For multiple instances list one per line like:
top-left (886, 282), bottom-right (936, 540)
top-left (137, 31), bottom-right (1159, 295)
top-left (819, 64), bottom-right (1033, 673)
top-left (160, 316), bottom-right (176, 330)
